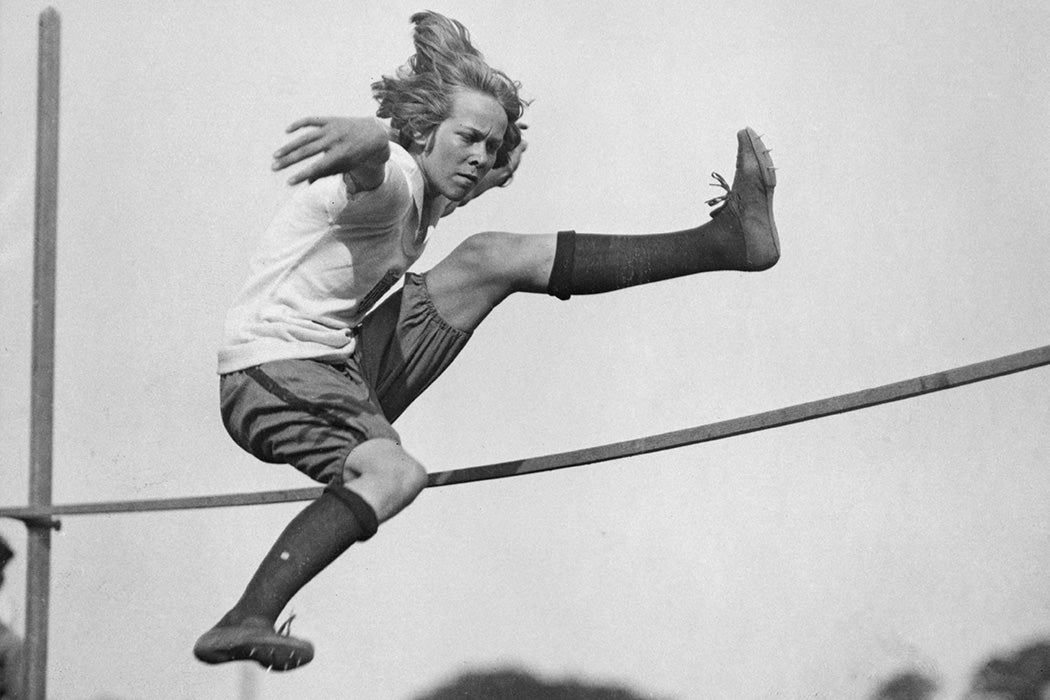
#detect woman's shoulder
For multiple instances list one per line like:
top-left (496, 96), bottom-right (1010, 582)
top-left (317, 144), bottom-right (415, 225)
top-left (386, 143), bottom-right (422, 186)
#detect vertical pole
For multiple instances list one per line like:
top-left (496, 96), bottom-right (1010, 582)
top-left (26, 7), bottom-right (60, 700)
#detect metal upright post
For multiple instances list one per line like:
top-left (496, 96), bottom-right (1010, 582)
top-left (26, 7), bottom-right (61, 699)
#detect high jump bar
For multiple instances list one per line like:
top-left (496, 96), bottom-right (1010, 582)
top-left (3, 342), bottom-right (1048, 527)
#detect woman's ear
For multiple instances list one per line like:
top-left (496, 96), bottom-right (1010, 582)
top-left (411, 129), bottom-right (436, 155)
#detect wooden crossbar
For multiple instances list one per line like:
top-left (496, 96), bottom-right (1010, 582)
top-left (3, 343), bottom-right (1048, 526)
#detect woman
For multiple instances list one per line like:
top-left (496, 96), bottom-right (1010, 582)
top-left (195, 10), bottom-right (779, 671)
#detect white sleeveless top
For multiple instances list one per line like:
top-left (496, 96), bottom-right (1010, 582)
top-left (217, 144), bottom-right (451, 374)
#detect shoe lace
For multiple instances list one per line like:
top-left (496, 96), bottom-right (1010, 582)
top-left (705, 171), bottom-right (731, 209)
top-left (276, 613), bottom-right (297, 637)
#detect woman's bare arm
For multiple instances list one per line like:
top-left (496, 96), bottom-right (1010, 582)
top-left (271, 116), bottom-right (391, 191)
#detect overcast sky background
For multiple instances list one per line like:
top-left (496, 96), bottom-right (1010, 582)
top-left (2, 1), bottom-right (1049, 698)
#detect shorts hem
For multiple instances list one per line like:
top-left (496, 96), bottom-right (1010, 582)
top-left (411, 271), bottom-right (473, 339)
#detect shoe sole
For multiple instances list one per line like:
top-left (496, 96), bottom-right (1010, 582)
top-left (742, 127), bottom-right (776, 189)
top-left (194, 628), bottom-right (314, 672)
top-left (740, 127), bottom-right (780, 263)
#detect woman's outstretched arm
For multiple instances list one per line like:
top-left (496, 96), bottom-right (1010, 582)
top-left (271, 115), bottom-right (527, 203)
top-left (271, 116), bottom-right (391, 190)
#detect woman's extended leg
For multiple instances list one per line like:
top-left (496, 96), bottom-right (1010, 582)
top-left (426, 127), bottom-right (779, 331)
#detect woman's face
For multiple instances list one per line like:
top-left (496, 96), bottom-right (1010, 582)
top-left (416, 89), bottom-right (508, 202)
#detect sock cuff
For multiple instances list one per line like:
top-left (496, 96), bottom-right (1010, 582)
top-left (546, 230), bottom-right (576, 300)
top-left (323, 484), bottom-right (379, 541)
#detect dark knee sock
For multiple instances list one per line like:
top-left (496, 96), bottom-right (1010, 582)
top-left (546, 220), bottom-right (745, 299)
top-left (222, 484), bottom-right (378, 627)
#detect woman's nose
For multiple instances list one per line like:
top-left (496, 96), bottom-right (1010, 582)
top-left (468, 144), bottom-right (490, 168)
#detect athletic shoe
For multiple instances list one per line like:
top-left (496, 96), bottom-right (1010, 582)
top-left (193, 614), bottom-right (314, 672)
top-left (706, 127), bottom-right (780, 271)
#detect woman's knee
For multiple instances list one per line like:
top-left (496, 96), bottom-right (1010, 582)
top-left (451, 231), bottom-right (518, 284)
top-left (450, 231), bottom-right (553, 292)
top-left (425, 231), bottom-right (557, 332)
top-left (341, 439), bottom-right (428, 515)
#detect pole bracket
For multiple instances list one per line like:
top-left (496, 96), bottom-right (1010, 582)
top-left (0, 514), bottom-right (61, 531)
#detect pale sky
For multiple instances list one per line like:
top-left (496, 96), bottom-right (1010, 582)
top-left (1, 1), bottom-right (1049, 698)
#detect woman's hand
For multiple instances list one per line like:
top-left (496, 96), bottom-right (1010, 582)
top-left (272, 117), bottom-right (391, 186)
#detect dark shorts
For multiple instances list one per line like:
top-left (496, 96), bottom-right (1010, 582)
top-left (219, 273), bottom-right (471, 485)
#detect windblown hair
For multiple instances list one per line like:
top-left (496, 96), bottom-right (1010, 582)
top-left (372, 11), bottom-right (527, 168)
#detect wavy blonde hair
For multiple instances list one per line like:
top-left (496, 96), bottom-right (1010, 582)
top-left (371, 11), bottom-right (527, 168)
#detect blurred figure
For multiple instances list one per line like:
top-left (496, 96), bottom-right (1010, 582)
top-left (412, 666), bottom-right (667, 700)
top-left (966, 639), bottom-right (1050, 700)
top-left (0, 535), bottom-right (24, 699)
top-left (870, 670), bottom-right (938, 700)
